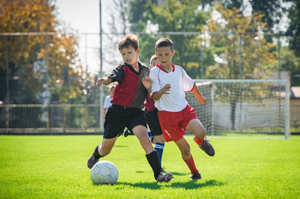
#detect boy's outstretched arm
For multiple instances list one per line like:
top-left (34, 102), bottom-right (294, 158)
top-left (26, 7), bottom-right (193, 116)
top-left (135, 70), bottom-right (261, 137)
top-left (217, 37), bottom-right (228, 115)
top-left (96, 77), bottom-right (113, 88)
top-left (152, 84), bottom-right (171, 101)
top-left (191, 84), bottom-right (208, 104)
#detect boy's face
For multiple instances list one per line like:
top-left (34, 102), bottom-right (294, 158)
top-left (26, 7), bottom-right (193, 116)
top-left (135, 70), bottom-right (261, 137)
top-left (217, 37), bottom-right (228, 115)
top-left (119, 45), bottom-right (140, 66)
top-left (150, 58), bottom-right (158, 69)
top-left (109, 87), bottom-right (114, 94)
top-left (155, 46), bottom-right (175, 68)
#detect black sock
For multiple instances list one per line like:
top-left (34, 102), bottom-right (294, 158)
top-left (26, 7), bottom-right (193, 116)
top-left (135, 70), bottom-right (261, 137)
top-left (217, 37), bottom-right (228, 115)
top-left (146, 150), bottom-right (162, 180)
top-left (93, 145), bottom-right (102, 159)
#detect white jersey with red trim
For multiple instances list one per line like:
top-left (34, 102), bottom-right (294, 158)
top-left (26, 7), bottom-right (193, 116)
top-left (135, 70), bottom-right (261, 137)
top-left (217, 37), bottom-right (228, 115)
top-left (150, 64), bottom-right (195, 112)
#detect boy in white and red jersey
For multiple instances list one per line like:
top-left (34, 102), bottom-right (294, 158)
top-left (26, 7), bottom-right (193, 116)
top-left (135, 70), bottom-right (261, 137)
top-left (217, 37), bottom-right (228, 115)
top-left (148, 38), bottom-right (215, 180)
top-left (87, 34), bottom-right (172, 183)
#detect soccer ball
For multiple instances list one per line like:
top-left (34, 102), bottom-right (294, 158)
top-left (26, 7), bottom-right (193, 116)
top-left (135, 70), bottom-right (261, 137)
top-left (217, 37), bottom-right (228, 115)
top-left (90, 161), bottom-right (119, 185)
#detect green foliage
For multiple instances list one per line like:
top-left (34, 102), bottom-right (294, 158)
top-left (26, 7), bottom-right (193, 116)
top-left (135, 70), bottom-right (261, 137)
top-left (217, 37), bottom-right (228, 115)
top-left (205, 3), bottom-right (277, 80)
top-left (269, 47), bottom-right (300, 86)
top-left (218, 0), bottom-right (294, 34)
top-left (0, 135), bottom-right (299, 198)
top-left (0, 0), bottom-right (86, 104)
top-left (128, 0), bottom-right (213, 78)
top-left (286, 0), bottom-right (300, 58)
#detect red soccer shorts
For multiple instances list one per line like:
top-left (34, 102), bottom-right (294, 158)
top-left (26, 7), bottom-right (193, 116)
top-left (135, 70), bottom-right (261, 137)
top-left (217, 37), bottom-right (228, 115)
top-left (158, 104), bottom-right (197, 142)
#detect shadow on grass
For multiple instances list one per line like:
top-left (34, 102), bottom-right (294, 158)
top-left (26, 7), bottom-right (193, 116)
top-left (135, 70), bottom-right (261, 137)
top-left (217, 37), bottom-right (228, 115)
top-left (169, 179), bottom-right (224, 189)
top-left (116, 179), bottom-right (224, 190)
top-left (135, 171), bottom-right (186, 176)
top-left (113, 145), bottom-right (129, 148)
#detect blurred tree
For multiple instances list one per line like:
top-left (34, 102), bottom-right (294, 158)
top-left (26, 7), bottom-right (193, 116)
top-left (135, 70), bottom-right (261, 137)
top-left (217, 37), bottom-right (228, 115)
top-left (215, 0), bottom-right (293, 34)
top-left (0, 0), bottom-right (85, 104)
top-left (102, 0), bottom-right (131, 71)
top-left (286, 0), bottom-right (300, 57)
top-left (271, 47), bottom-right (300, 87)
top-left (128, 0), bottom-right (215, 78)
top-left (285, 0), bottom-right (300, 85)
top-left (205, 2), bottom-right (276, 79)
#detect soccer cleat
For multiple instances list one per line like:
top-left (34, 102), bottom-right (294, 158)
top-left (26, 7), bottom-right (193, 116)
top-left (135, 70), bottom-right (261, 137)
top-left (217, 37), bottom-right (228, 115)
top-left (87, 153), bottom-right (99, 169)
top-left (190, 172), bottom-right (202, 180)
top-left (194, 137), bottom-right (215, 156)
top-left (156, 172), bottom-right (173, 183)
top-left (124, 129), bottom-right (134, 137)
top-left (87, 147), bottom-right (100, 169)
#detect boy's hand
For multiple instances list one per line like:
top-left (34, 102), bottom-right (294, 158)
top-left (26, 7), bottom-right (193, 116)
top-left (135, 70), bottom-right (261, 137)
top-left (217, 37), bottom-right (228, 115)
top-left (160, 84), bottom-right (171, 95)
top-left (96, 78), bottom-right (105, 88)
top-left (198, 96), bottom-right (208, 104)
top-left (142, 77), bottom-right (153, 90)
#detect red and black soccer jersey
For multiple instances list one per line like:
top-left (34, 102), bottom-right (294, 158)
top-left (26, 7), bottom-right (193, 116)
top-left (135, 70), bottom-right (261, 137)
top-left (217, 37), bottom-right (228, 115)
top-left (108, 62), bottom-right (150, 109)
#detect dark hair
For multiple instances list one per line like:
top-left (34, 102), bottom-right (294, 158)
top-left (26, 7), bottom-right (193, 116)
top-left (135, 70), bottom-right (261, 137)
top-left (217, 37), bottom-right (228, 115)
top-left (118, 34), bottom-right (139, 50)
top-left (150, 55), bottom-right (157, 64)
top-left (155, 38), bottom-right (173, 51)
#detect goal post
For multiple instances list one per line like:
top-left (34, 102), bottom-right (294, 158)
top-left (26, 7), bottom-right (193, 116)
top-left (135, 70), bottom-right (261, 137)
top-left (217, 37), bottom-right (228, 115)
top-left (186, 79), bottom-right (290, 139)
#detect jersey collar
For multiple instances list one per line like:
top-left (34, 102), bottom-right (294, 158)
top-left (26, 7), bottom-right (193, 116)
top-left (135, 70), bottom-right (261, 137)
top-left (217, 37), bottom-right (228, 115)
top-left (126, 61), bottom-right (142, 75)
top-left (156, 63), bottom-right (175, 73)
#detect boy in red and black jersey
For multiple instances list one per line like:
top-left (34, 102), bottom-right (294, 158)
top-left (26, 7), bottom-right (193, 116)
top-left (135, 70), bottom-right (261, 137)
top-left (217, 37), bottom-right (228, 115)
top-left (87, 34), bottom-right (172, 183)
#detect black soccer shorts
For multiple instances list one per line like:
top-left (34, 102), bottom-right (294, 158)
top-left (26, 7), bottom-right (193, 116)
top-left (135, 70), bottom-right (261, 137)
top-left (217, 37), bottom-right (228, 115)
top-left (144, 108), bottom-right (163, 136)
top-left (103, 104), bottom-right (147, 139)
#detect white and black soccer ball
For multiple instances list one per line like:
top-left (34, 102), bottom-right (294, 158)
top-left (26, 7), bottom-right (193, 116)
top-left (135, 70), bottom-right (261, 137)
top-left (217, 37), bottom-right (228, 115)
top-left (90, 160), bottom-right (119, 185)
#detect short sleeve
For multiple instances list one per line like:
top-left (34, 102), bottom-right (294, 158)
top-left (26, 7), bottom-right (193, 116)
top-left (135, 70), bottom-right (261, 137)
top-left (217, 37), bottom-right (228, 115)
top-left (181, 68), bottom-right (194, 92)
top-left (108, 65), bottom-right (124, 84)
top-left (150, 68), bottom-right (160, 96)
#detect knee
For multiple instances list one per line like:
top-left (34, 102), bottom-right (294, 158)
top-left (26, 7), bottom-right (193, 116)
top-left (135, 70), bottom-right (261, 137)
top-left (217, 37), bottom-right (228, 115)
top-left (196, 128), bottom-right (206, 139)
top-left (140, 134), bottom-right (152, 145)
top-left (181, 145), bottom-right (191, 156)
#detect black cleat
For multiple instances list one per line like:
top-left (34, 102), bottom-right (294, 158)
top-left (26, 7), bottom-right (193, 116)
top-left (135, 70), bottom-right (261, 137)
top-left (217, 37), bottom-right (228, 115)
top-left (195, 137), bottom-right (215, 156)
top-left (87, 145), bottom-right (100, 169)
top-left (156, 172), bottom-right (173, 183)
top-left (124, 129), bottom-right (134, 137)
top-left (190, 172), bottom-right (202, 180)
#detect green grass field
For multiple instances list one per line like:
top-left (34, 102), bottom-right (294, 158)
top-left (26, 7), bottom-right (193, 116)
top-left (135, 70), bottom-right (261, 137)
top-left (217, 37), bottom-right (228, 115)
top-left (1, 134), bottom-right (299, 199)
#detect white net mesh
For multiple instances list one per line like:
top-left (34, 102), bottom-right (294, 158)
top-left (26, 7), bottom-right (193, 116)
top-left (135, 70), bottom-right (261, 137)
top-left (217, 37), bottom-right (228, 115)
top-left (186, 80), bottom-right (290, 138)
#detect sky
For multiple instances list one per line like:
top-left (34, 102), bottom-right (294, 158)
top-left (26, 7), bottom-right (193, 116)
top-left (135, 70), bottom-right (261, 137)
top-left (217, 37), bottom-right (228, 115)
top-left (55, 0), bottom-right (110, 75)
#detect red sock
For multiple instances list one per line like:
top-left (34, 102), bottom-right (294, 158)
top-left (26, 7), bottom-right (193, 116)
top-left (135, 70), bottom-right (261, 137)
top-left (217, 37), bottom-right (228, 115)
top-left (194, 136), bottom-right (204, 145)
top-left (183, 155), bottom-right (198, 174)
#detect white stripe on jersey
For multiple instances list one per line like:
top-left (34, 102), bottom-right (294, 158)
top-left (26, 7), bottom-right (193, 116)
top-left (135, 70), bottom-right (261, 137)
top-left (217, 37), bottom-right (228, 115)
top-left (150, 64), bottom-right (194, 112)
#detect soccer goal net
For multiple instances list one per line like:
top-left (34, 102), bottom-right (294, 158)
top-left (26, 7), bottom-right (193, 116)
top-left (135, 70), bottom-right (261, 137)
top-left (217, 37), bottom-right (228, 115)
top-left (186, 79), bottom-right (290, 139)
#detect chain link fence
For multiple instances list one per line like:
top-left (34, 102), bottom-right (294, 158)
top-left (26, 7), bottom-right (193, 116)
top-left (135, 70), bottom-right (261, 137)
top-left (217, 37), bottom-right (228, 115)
top-left (1, 32), bottom-right (298, 134)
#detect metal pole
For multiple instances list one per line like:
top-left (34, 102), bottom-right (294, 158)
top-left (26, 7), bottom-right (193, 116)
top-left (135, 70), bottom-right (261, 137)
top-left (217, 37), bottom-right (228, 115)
top-left (85, 33), bottom-right (88, 106)
top-left (5, 36), bottom-right (9, 104)
top-left (239, 34), bottom-right (242, 79)
top-left (5, 36), bottom-right (9, 133)
top-left (85, 33), bottom-right (88, 131)
top-left (99, 0), bottom-right (104, 132)
top-left (46, 34), bottom-right (49, 102)
top-left (278, 35), bottom-right (281, 133)
top-left (239, 34), bottom-right (243, 132)
top-left (284, 80), bottom-right (290, 139)
top-left (200, 36), bottom-right (203, 79)
top-left (278, 35), bottom-right (281, 80)
top-left (46, 34), bottom-right (50, 132)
